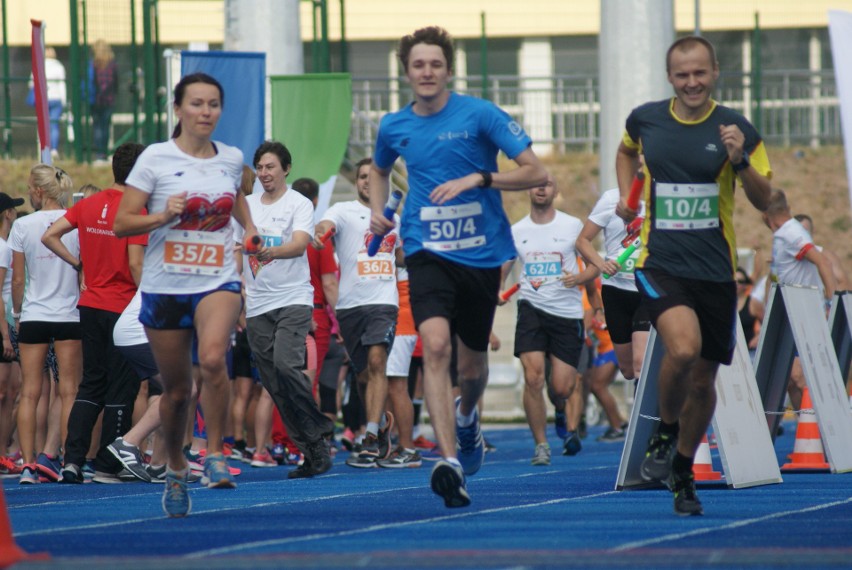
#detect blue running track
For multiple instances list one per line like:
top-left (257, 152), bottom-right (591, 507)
top-left (4, 422), bottom-right (852, 569)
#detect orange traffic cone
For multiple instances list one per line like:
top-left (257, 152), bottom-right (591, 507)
top-left (692, 434), bottom-right (722, 481)
top-left (782, 387), bottom-right (830, 471)
top-left (0, 484), bottom-right (49, 568)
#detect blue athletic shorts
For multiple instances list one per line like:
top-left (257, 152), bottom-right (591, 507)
top-left (140, 282), bottom-right (242, 330)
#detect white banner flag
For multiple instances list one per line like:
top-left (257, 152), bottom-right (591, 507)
top-left (829, 10), bottom-right (852, 216)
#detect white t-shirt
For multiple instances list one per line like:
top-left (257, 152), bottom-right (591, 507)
top-left (587, 188), bottom-right (645, 292)
top-left (125, 139), bottom-right (243, 295)
top-left (8, 210), bottom-right (80, 322)
top-left (771, 218), bottom-right (822, 293)
top-left (511, 211), bottom-right (584, 319)
top-left (234, 189), bottom-right (315, 318)
top-left (321, 200), bottom-right (399, 310)
top-left (114, 290), bottom-right (148, 347)
top-left (0, 237), bottom-right (12, 306)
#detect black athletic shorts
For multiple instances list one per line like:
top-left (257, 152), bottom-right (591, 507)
top-left (406, 250), bottom-right (500, 353)
top-left (513, 300), bottom-right (584, 368)
top-left (17, 321), bottom-right (82, 344)
top-left (601, 285), bottom-right (651, 345)
top-left (634, 268), bottom-right (737, 365)
top-left (336, 304), bottom-right (397, 375)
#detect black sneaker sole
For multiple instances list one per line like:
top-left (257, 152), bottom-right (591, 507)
top-left (641, 459), bottom-right (672, 484)
top-left (430, 463), bottom-right (471, 508)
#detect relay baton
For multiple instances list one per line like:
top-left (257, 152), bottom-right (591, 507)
top-left (367, 189), bottom-right (403, 257)
top-left (620, 216), bottom-right (644, 248)
top-left (602, 237), bottom-right (641, 279)
top-left (626, 171), bottom-right (645, 211)
top-left (244, 235), bottom-right (261, 254)
top-left (318, 227), bottom-right (335, 245)
top-left (499, 283), bottom-right (521, 302)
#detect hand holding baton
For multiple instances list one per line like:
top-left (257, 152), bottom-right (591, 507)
top-left (318, 227), bottom-right (335, 245)
top-left (368, 189), bottom-right (403, 257)
top-left (244, 235), bottom-right (261, 254)
top-left (626, 171), bottom-right (645, 211)
top-left (499, 283), bottom-right (520, 302)
top-left (603, 237), bottom-right (641, 279)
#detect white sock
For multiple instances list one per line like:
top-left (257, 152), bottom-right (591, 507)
top-left (456, 405), bottom-right (476, 428)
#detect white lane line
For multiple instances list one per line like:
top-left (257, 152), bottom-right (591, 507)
top-left (609, 496), bottom-right (852, 552)
top-left (184, 490), bottom-right (620, 558)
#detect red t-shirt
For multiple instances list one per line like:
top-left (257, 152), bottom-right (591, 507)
top-left (307, 241), bottom-right (338, 307)
top-left (63, 188), bottom-right (147, 313)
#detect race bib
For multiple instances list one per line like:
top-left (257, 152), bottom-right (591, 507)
top-left (164, 229), bottom-right (227, 276)
top-left (655, 182), bottom-right (719, 230)
top-left (421, 203), bottom-right (486, 251)
top-left (524, 252), bottom-right (562, 290)
top-left (356, 252), bottom-right (394, 281)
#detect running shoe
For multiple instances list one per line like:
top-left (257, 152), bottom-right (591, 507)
top-left (35, 453), bottom-right (61, 482)
top-left (412, 435), bottom-right (437, 451)
top-left (59, 463), bottom-right (84, 484)
top-left (667, 469), bottom-right (704, 516)
top-left (340, 428), bottom-right (356, 452)
top-left (201, 452), bottom-right (235, 489)
top-left (107, 437), bottom-right (152, 482)
top-left (19, 464), bottom-right (38, 485)
top-left (455, 397), bottom-right (485, 476)
top-left (250, 449), bottom-right (277, 468)
top-left (287, 455), bottom-right (314, 479)
top-left (345, 434), bottom-right (381, 468)
top-left (307, 439), bottom-right (333, 475)
top-left (82, 460), bottom-right (96, 481)
top-left (92, 469), bottom-right (139, 484)
top-left (147, 464), bottom-right (200, 484)
top-left (162, 469), bottom-right (191, 518)
top-left (563, 431), bottom-right (582, 456)
top-left (640, 431), bottom-right (677, 484)
top-left (377, 412), bottom-right (395, 460)
top-left (420, 446), bottom-right (443, 461)
top-left (553, 409), bottom-right (569, 440)
top-left (378, 447), bottom-right (423, 469)
top-left (484, 438), bottom-right (497, 454)
top-left (271, 443), bottom-right (286, 465)
top-left (531, 443), bottom-right (551, 466)
top-left (596, 427), bottom-right (626, 443)
top-left (0, 455), bottom-right (22, 478)
top-left (430, 460), bottom-right (471, 508)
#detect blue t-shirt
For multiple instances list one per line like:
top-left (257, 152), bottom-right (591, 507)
top-left (374, 92), bottom-right (532, 268)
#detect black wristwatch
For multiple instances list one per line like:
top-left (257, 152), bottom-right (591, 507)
top-left (73, 261), bottom-right (83, 273)
top-left (478, 170), bottom-right (492, 188)
top-left (731, 152), bottom-right (750, 173)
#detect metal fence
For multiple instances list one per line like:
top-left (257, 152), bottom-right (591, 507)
top-left (350, 69), bottom-right (841, 157)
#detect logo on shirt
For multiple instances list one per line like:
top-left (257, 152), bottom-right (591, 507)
top-left (174, 171), bottom-right (185, 177)
top-left (704, 143), bottom-right (718, 152)
top-left (508, 121), bottom-right (523, 137)
top-left (438, 131), bottom-right (469, 141)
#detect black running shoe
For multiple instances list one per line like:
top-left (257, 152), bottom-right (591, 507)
top-left (668, 469), bottom-right (704, 516)
top-left (307, 439), bottom-right (332, 475)
top-left (430, 460), bottom-right (471, 508)
top-left (376, 412), bottom-right (395, 460)
top-left (640, 432), bottom-right (677, 483)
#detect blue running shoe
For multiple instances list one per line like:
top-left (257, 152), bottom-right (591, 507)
top-left (35, 453), bottom-right (61, 482)
top-left (562, 431), bottom-right (582, 456)
top-left (554, 410), bottom-right (569, 440)
top-left (455, 397), bottom-right (484, 476)
top-left (430, 460), bottom-right (471, 508)
top-left (162, 469), bottom-right (191, 517)
top-left (201, 452), bottom-right (236, 489)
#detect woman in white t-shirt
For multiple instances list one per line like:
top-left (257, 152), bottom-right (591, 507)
top-left (115, 73), bottom-right (257, 517)
top-left (10, 165), bottom-right (81, 485)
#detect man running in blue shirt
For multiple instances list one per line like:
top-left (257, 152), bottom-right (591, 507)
top-left (369, 26), bottom-right (547, 508)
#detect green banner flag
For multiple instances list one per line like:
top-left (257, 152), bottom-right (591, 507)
top-left (270, 73), bottom-right (352, 183)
